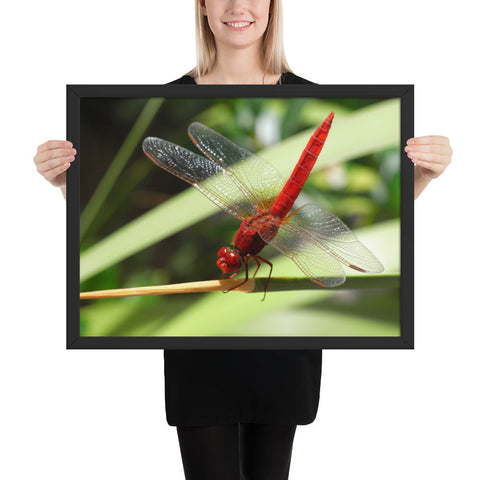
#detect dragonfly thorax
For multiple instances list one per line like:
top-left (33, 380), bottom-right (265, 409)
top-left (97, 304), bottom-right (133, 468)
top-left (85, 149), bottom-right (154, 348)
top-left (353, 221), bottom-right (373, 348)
top-left (217, 246), bottom-right (244, 274)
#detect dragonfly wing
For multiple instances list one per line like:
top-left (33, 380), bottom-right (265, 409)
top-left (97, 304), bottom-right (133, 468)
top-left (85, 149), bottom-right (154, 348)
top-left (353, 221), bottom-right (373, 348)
top-left (262, 217), bottom-right (346, 287)
top-left (143, 137), bottom-right (256, 220)
top-left (276, 203), bottom-right (384, 274)
top-left (188, 122), bottom-right (286, 210)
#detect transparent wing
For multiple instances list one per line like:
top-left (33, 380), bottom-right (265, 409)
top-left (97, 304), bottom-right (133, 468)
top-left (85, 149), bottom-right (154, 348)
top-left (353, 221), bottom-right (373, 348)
top-left (188, 122), bottom-right (287, 210)
top-left (265, 219), bottom-right (347, 287)
top-left (266, 203), bottom-right (384, 284)
top-left (143, 137), bottom-right (257, 220)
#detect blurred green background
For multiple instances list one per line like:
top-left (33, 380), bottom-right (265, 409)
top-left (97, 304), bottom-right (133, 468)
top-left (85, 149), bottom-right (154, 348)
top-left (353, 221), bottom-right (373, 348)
top-left (79, 96), bottom-right (401, 337)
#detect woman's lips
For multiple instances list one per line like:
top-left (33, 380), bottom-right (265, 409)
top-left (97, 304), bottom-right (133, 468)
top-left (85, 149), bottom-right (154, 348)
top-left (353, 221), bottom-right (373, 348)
top-left (223, 21), bottom-right (254, 31)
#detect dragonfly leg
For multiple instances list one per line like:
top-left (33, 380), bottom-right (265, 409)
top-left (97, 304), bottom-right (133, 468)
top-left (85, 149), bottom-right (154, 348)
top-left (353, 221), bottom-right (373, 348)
top-left (224, 256), bottom-right (251, 293)
top-left (251, 256), bottom-right (262, 279)
top-left (255, 255), bottom-right (273, 301)
top-left (220, 271), bottom-right (227, 292)
top-left (224, 255), bottom-right (273, 300)
top-left (221, 271), bottom-right (239, 293)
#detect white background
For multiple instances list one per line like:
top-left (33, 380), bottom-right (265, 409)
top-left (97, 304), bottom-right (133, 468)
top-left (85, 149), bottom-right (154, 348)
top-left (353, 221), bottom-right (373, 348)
top-left (1, 1), bottom-right (479, 478)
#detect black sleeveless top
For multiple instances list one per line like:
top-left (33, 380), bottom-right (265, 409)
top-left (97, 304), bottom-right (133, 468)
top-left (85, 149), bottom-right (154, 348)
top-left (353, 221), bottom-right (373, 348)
top-left (165, 72), bottom-right (322, 426)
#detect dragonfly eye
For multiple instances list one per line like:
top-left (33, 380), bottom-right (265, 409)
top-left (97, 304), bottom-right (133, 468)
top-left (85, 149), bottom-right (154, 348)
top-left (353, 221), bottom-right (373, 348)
top-left (217, 247), bottom-right (243, 273)
top-left (217, 247), bottom-right (231, 258)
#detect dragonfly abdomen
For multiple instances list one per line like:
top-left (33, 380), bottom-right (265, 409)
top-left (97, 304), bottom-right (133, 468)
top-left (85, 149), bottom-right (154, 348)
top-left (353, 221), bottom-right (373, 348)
top-left (270, 113), bottom-right (334, 218)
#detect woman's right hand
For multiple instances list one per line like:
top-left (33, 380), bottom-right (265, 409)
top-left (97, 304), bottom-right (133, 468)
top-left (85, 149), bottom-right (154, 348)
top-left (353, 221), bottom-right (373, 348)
top-left (33, 140), bottom-right (76, 189)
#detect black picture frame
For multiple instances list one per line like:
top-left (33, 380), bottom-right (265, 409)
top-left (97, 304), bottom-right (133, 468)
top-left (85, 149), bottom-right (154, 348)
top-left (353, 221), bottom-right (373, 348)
top-left (67, 84), bottom-right (414, 350)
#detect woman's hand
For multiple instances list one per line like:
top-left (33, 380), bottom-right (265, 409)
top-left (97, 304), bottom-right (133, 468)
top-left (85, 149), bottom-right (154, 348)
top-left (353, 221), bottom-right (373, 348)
top-left (34, 140), bottom-right (76, 199)
top-left (404, 136), bottom-right (452, 199)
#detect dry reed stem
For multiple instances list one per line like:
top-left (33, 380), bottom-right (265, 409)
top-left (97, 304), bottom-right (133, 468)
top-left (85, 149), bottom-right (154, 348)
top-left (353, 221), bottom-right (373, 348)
top-left (80, 278), bottom-right (256, 299)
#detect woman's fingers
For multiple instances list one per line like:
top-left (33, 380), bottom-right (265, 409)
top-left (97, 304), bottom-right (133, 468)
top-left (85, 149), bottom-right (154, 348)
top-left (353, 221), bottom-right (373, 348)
top-left (37, 155), bottom-right (75, 174)
top-left (404, 135), bottom-right (452, 179)
top-left (44, 162), bottom-right (71, 183)
top-left (39, 148), bottom-right (76, 162)
top-left (406, 135), bottom-right (450, 146)
top-left (34, 147), bottom-right (76, 166)
top-left (34, 140), bottom-right (76, 188)
top-left (37, 140), bottom-right (73, 153)
top-left (405, 144), bottom-right (452, 155)
top-left (405, 151), bottom-right (451, 164)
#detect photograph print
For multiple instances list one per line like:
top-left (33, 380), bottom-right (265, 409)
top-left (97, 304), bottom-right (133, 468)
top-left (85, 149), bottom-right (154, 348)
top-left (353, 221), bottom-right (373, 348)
top-left (67, 84), bottom-right (413, 349)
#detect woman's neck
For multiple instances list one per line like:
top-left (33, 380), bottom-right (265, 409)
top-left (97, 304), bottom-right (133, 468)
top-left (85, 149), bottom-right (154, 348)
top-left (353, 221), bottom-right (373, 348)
top-left (195, 43), bottom-right (281, 85)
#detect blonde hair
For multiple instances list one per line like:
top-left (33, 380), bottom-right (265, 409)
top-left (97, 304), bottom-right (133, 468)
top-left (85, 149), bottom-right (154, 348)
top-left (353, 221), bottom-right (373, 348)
top-left (187, 0), bottom-right (291, 78)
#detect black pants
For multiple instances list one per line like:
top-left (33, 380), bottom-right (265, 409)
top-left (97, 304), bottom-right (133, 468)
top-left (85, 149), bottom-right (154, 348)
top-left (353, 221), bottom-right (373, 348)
top-left (176, 423), bottom-right (297, 480)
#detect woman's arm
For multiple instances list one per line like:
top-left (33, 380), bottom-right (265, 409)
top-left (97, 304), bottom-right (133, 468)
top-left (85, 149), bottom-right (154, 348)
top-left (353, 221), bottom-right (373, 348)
top-left (405, 135), bottom-right (452, 199)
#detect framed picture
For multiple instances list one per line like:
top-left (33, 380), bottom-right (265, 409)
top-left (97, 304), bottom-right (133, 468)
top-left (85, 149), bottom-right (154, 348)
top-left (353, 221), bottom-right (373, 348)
top-left (67, 84), bottom-right (414, 349)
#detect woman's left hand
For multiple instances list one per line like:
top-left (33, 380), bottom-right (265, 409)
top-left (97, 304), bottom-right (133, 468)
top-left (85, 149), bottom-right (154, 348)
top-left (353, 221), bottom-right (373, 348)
top-left (405, 135), bottom-right (452, 180)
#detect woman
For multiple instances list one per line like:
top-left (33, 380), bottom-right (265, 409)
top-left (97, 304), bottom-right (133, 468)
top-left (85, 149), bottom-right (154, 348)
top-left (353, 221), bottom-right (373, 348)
top-left (33, 1), bottom-right (452, 479)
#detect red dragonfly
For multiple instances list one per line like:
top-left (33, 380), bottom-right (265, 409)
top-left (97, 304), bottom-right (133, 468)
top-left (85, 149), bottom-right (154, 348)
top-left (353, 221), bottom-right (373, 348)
top-left (143, 113), bottom-right (383, 297)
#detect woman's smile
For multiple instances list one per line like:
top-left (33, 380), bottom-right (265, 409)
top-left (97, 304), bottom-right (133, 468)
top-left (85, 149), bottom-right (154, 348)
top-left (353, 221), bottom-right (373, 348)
top-left (223, 20), bottom-right (254, 31)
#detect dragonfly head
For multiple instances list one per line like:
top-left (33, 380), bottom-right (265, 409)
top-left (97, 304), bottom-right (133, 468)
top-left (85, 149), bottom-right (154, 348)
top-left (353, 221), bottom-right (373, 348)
top-left (217, 247), bottom-right (243, 274)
